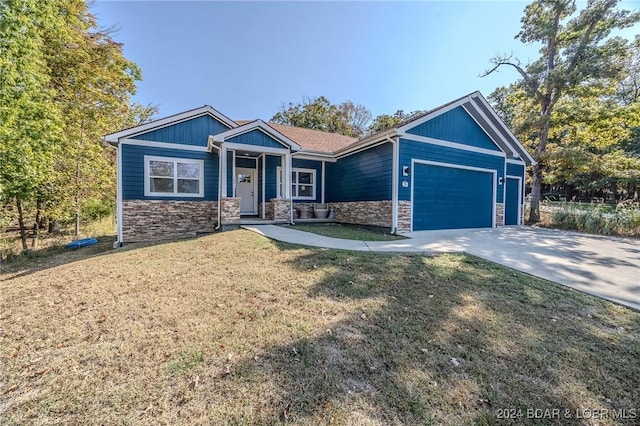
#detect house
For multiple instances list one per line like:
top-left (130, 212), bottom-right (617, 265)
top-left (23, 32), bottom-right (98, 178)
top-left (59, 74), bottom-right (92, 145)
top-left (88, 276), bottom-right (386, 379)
top-left (105, 91), bottom-right (535, 245)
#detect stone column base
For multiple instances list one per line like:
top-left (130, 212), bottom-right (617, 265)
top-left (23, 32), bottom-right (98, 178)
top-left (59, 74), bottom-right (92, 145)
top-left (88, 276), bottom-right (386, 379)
top-left (269, 198), bottom-right (291, 222)
top-left (220, 197), bottom-right (240, 224)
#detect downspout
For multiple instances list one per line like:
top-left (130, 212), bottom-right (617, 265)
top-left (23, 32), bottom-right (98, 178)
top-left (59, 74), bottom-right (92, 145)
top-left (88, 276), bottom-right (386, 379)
top-left (386, 135), bottom-right (398, 234)
top-left (288, 153), bottom-right (295, 225)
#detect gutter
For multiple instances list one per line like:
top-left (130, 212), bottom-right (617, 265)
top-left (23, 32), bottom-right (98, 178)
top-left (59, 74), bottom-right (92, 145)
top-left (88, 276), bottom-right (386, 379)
top-left (386, 135), bottom-right (399, 234)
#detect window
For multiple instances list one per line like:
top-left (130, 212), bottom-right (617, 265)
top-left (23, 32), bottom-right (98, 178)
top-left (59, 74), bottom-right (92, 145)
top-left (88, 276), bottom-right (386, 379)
top-left (277, 167), bottom-right (316, 200)
top-left (144, 156), bottom-right (204, 197)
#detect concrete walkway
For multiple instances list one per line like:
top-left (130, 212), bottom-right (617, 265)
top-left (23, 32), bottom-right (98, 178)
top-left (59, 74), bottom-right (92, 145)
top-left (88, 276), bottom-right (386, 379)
top-left (242, 225), bottom-right (640, 311)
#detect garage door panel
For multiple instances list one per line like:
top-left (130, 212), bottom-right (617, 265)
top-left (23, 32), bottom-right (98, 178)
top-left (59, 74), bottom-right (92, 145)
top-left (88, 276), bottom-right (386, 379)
top-left (413, 163), bottom-right (494, 231)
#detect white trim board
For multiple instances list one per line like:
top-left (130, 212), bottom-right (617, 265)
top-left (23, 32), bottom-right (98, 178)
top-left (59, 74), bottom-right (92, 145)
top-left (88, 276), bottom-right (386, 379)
top-left (506, 159), bottom-right (526, 165)
top-left (121, 138), bottom-right (209, 152)
top-left (212, 120), bottom-right (301, 151)
top-left (410, 159), bottom-right (497, 232)
top-left (399, 133), bottom-right (506, 158)
top-left (221, 141), bottom-right (290, 156)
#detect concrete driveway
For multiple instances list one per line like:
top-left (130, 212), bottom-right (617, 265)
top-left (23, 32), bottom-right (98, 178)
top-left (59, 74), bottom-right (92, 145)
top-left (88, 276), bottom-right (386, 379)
top-left (404, 227), bottom-right (640, 311)
top-left (244, 225), bottom-right (640, 311)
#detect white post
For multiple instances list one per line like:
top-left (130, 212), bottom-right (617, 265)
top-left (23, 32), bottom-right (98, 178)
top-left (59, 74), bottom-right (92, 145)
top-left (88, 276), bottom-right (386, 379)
top-left (321, 161), bottom-right (325, 204)
top-left (231, 150), bottom-right (236, 197)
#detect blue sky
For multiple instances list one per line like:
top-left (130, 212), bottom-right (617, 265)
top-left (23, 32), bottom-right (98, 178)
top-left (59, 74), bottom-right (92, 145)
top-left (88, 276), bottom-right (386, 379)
top-left (92, 1), bottom-right (640, 121)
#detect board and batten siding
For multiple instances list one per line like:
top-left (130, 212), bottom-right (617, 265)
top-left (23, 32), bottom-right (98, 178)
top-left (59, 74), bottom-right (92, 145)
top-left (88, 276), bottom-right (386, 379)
top-left (406, 106), bottom-right (502, 152)
top-left (325, 142), bottom-right (393, 202)
top-left (228, 129), bottom-right (288, 149)
top-left (132, 115), bottom-right (231, 146)
top-left (121, 144), bottom-right (218, 201)
top-left (398, 138), bottom-right (505, 203)
top-left (264, 155), bottom-right (282, 200)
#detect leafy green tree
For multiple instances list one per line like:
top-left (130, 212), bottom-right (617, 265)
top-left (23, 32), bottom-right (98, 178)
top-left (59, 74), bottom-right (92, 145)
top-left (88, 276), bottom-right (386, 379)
top-left (272, 96), bottom-right (371, 138)
top-left (367, 109), bottom-right (427, 135)
top-left (0, 0), bottom-right (63, 250)
top-left (483, 0), bottom-right (640, 221)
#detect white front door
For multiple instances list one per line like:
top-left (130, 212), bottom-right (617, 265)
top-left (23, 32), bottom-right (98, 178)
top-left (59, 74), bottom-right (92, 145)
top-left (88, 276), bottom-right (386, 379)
top-left (236, 168), bottom-right (257, 215)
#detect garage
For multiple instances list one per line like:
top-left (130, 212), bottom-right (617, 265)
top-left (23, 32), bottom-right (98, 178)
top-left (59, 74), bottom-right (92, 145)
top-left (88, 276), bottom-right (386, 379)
top-left (504, 177), bottom-right (521, 225)
top-left (412, 161), bottom-right (495, 231)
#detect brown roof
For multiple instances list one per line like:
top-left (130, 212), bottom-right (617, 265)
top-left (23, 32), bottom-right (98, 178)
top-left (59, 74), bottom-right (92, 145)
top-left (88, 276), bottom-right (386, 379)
top-left (236, 121), bottom-right (357, 154)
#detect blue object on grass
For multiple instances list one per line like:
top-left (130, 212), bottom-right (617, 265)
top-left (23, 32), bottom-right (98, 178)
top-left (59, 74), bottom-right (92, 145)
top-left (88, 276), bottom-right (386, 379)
top-left (66, 237), bottom-right (98, 249)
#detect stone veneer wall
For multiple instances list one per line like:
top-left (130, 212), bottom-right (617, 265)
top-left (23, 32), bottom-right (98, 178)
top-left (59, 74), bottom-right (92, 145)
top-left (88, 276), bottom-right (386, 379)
top-left (396, 200), bottom-right (412, 233)
top-left (220, 197), bottom-right (240, 224)
top-left (269, 198), bottom-right (291, 222)
top-left (495, 202), bottom-right (504, 226)
top-left (122, 200), bottom-right (217, 242)
top-left (330, 201), bottom-right (392, 229)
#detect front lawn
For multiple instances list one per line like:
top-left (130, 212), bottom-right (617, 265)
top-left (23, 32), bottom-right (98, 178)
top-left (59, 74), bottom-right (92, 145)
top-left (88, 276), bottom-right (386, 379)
top-left (285, 223), bottom-right (406, 241)
top-left (1, 230), bottom-right (638, 425)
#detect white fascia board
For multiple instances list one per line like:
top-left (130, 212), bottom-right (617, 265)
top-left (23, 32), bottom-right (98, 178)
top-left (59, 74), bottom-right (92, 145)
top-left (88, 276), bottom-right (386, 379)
top-left (212, 120), bottom-right (301, 151)
top-left (222, 141), bottom-right (291, 156)
top-left (120, 138), bottom-right (209, 152)
top-left (396, 95), bottom-right (472, 134)
top-left (471, 93), bottom-right (537, 165)
top-left (105, 106), bottom-right (236, 143)
top-left (506, 159), bottom-right (526, 165)
top-left (398, 133), bottom-right (506, 158)
top-left (292, 153), bottom-right (337, 163)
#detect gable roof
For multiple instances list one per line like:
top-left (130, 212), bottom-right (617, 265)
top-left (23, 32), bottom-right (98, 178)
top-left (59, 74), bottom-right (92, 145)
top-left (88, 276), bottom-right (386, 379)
top-left (395, 91), bottom-right (535, 165)
top-left (104, 105), bottom-right (237, 144)
top-left (236, 121), bottom-right (358, 154)
top-left (212, 120), bottom-right (302, 151)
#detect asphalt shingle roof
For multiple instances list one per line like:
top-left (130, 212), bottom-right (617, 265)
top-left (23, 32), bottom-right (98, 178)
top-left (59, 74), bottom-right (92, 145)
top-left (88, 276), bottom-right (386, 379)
top-left (236, 121), bottom-right (357, 154)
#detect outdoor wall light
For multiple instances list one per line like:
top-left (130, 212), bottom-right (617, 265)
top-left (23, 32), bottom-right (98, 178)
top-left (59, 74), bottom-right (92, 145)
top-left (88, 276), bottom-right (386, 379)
top-left (498, 177), bottom-right (504, 185)
top-left (402, 166), bottom-right (410, 176)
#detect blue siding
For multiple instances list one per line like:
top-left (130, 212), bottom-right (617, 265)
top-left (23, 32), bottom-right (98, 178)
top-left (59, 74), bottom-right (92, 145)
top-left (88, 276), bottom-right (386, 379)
top-left (121, 144), bottom-right (218, 201)
top-left (326, 143), bottom-right (392, 202)
top-left (236, 157), bottom-right (258, 169)
top-left (506, 162), bottom-right (525, 178)
top-left (292, 159), bottom-right (323, 203)
top-left (399, 138), bottom-right (505, 203)
top-left (265, 155), bottom-right (281, 200)
top-left (505, 178), bottom-right (520, 225)
top-left (132, 115), bottom-right (230, 146)
top-left (227, 155), bottom-right (233, 196)
top-left (406, 107), bottom-right (501, 152)
top-left (413, 164), bottom-right (494, 230)
top-left (228, 129), bottom-right (288, 149)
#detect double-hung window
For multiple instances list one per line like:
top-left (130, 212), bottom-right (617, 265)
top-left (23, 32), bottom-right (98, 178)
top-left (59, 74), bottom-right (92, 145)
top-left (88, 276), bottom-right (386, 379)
top-left (277, 167), bottom-right (316, 200)
top-left (145, 155), bottom-right (204, 197)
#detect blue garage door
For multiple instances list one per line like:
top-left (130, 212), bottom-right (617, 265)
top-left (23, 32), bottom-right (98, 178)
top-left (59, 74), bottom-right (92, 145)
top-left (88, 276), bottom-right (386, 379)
top-left (505, 177), bottom-right (520, 225)
top-left (413, 163), bottom-right (494, 231)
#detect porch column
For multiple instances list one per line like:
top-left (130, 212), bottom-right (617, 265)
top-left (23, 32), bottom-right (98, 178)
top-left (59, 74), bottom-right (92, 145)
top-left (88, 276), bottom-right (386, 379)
top-left (286, 152), bottom-right (293, 223)
top-left (231, 149), bottom-right (236, 197)
top-left (220, 146), bottom-right (227, 198)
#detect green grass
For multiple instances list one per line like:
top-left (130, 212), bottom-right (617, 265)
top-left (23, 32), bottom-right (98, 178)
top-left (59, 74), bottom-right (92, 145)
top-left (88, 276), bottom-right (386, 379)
top-left (285, 223), bottom-right (406, 241)
top-left (1, 230), bottom-right (638, 425)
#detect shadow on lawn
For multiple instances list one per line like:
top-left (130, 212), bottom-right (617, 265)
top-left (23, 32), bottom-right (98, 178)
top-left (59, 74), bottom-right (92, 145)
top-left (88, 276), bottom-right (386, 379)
top-left (221, 243), bottom-right (640, 424)
top-left (0, 234), bottom-right (205, 281)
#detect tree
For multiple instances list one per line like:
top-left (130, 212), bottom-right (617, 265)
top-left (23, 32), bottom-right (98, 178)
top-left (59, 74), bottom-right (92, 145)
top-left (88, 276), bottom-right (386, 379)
top-left (367, 109), bottom-right (427, 135)
top-left (483, 0), bottom-right (640, 222)
top-left (271, 96), bottom-right (371, 137)
top-left (0, 0), bottom-right (64, 250)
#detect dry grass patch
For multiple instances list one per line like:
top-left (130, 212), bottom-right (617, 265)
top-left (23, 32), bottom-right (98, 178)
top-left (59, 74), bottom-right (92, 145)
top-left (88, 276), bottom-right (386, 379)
top-left (1, 230), bottom-right (638, 425)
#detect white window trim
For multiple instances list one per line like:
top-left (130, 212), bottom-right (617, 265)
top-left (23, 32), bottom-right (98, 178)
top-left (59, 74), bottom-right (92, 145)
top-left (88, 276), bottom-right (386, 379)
top-left (144, 155), bottom-right (205, 197)
top-left (277, 166), bottom-right (316, 200)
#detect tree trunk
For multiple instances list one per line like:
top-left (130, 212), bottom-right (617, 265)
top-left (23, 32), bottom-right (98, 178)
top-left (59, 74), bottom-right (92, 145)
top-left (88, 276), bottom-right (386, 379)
top-left (15, 198), bottom-right (28, 251)
top-left (528, 107), bottom-right (553, 223)
top-left (75, 162), bottom-right (80, 237)
top-left (31, 198), bottom-right (43, 249)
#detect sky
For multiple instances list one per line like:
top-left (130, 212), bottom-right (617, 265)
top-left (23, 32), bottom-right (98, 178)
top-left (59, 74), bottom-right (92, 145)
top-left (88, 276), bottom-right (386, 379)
top-left (92, 0), bottom-right (640, 121)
